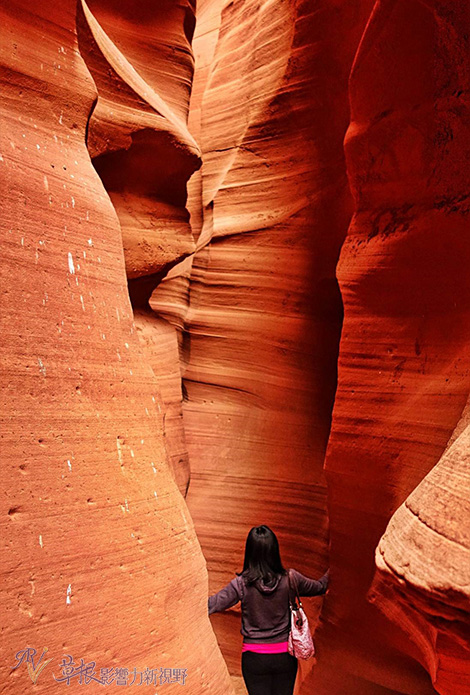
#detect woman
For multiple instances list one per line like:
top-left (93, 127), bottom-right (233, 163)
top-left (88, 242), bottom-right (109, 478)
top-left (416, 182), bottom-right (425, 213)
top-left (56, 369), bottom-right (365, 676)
top-left (208, 525), bottom-right (329, 695)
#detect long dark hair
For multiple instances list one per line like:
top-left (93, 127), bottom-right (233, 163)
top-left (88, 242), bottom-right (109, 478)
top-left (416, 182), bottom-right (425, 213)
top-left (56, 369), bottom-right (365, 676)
top-left (236, 525), bottom-right (287, 586)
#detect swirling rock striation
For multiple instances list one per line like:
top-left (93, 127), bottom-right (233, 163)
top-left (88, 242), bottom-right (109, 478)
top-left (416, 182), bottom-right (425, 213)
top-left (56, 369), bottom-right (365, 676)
top-left (2, 1), bottom-right (469, 694)
top-left (0, 2), bottom-right (233, 693)
top-left (152, 0), bottom-right (375, 685)
top-left (316, 1), bottom-right (470, 694)
top-left (77, 0), bottom-right (202, 492)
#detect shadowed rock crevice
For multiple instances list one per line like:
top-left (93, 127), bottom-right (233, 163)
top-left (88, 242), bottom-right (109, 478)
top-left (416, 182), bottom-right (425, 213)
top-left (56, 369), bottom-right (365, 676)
top-left (76, 0), bottom-right (202, 495)
top-left (4, 2), bottom-right (464, 694)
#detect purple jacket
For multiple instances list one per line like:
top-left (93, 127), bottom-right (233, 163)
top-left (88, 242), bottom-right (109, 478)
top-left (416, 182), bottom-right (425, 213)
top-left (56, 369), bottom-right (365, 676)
top-left (208, 568), bottom-right (329, 643)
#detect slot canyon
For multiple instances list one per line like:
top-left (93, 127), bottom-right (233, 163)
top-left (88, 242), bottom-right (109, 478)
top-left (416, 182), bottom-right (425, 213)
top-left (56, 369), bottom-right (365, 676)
top-left (1, 0), bottom-right (469, 694)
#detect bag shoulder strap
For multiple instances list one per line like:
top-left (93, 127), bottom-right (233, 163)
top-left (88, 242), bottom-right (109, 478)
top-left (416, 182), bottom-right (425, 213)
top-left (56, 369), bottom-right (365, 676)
top-left (287, 568), bottom-right (302, 609)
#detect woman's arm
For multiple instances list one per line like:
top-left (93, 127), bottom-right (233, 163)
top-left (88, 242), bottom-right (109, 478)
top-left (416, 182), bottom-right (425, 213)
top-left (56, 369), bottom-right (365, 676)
top-left (208, 577), bottom-right (242, 615)
top-left (291, 568), bottom-right (329, 597)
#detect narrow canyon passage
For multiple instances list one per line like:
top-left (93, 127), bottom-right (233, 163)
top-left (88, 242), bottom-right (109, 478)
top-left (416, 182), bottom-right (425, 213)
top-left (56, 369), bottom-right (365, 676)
top-left (1, 1), bottom-right (469, 695)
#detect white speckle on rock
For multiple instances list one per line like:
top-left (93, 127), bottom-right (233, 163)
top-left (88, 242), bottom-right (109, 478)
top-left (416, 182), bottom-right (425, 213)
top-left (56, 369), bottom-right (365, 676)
top-left (39, 535), bottom-right (43, 548)
top-left (116, 438), bottom-right (123, 465)
top-left (66, 584), bottom-right (72, 605)
top-left (67, 459), bottom-right (72, 472)
top-left (38, 358), bottom-right (46, 376)
top-left (68, 252), bottom-right (75, 274)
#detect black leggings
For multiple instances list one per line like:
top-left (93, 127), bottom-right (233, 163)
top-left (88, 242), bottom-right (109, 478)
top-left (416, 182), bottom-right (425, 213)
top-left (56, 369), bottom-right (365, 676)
top-left (241, 651), bottom-right (298, 695)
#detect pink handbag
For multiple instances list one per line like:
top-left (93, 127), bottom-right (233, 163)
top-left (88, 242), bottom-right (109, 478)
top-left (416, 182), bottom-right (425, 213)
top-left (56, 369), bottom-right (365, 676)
top-left (287, 569), bottom-right (316, 660)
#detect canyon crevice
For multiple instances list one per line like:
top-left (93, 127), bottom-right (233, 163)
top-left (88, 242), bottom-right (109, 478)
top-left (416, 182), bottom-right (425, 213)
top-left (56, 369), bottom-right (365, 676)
top-left (1, 1), bottom-right (469, 695)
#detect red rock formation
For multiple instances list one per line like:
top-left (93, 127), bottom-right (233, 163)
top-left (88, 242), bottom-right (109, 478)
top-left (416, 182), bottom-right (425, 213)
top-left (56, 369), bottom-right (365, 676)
top-left (0, 2), bottom-right (233, 693)
top-left (76, 0), bottom-right (202, 492)
top-left (314, 2), bottom-right (470, 694)
top-left (151, 0), bottom-right (375, 687)
top-left (371, 403), bottom-right (470, 695)
top-left (3, 0), bottom-right (469, 694)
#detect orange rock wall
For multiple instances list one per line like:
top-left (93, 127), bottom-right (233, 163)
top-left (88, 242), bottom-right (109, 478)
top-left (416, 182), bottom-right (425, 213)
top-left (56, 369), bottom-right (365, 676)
top-left (0, 2), bottom-right (233, 693)
top-left (2, 1), bottom-right (469, 694)
top-left (77, 0), bottom-right (202, 494)
top-left (152, 0), bottom-right (375, 685)
top-left (316, 1), bottom-right (470, 694)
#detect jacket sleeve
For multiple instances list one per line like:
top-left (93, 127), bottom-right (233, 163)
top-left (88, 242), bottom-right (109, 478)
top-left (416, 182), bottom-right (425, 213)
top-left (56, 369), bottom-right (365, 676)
top-left (208, 577), bottom-right (242, 615)
top-left (291, 568), bottom-right (329, 597)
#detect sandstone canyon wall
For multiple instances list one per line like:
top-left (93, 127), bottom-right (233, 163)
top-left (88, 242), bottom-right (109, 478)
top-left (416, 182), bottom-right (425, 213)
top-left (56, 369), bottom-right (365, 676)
top-left (2, 1), bottom-right (469, 695)
top-left (0, 2), bottom-right (234, 693)
top-left (315, 2), bottom-right (470, 694)
top-left (151, 0), bottom-right (374, 683)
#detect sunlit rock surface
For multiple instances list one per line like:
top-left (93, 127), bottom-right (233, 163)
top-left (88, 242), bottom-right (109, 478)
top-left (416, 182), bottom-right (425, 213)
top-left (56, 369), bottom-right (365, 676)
top-left (0, 2), bottom-right (233, 693)
top-left (77, 0), bottom-right (202, 493)
top-left (2, 0), bottom-right (469, 694)
top-left (152, 0), bottom-right (375, 681)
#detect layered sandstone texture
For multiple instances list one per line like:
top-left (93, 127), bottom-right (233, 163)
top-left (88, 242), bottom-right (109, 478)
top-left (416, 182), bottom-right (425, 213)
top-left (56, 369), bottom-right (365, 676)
top-left (150, 4), bottom-right (385, 684)
top-left (314, 2), bottom-right (470, 695)
top-left (2, 1), bottom-right (470, 695)
top-left (0, 2), bottom-right (233, 693)
top-left (371, 402), bottom-right (470, 695)
top-left (77, 0), bottom-right (202, 495)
